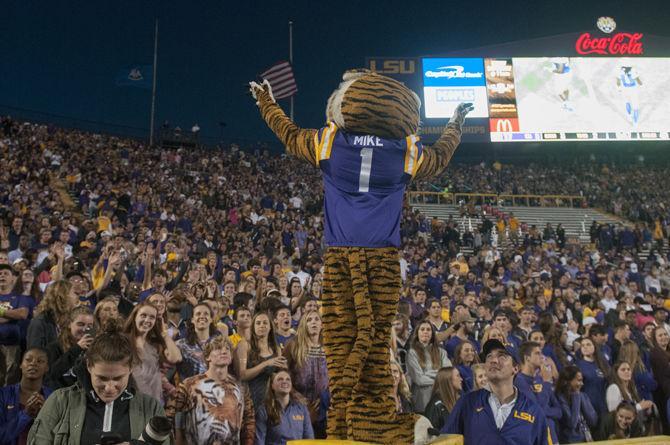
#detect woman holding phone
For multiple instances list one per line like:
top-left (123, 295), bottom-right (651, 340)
top-left (44, 306), bottom-right (95, 389)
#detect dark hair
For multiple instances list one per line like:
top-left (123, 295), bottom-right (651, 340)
top-left (590, 324), bottom-right (607, 337)
top-left (246, 258), bottom-right (260, 270)
top-left (580, 336), bottom-right (611, 376)
top-left (426, 298), bottom-right (441, 309)
top-left (555, 365), bottom-right (582, 401)
top-left (518, 341), bottom-right (541, 365)
top-left (452, 340), bottom-right (479, 366)
top-left (410, 319), bottom-right (441, 371)
top-left (610, 361), bottom-right (641, 403)
top-left (538, 313), bottom-right (569, 368)
top-left (22, 347), bottom-right (48, 364)
top-left (184, 303), bottom-right (218, 345)
top-left (613, 320), bottom-right (629, 332)
top-left (233, 306), bottom-right (252, 320)
top-left (271, 303), bottom-right (291, 321)
top-left (233, 292), bottom-right (254, 308)
top-left (249, 311), bottom-right (280, 364)
top-left (86, 320), bottom-right (135, 368)
top-left (263, 370), bottom-right (306, 426)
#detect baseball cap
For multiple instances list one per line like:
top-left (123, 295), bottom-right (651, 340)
top-left (0, 264), bottom-right (18, 275)
top-left (492, 308), bottom-right (510, 320)
top-left (582, 316), bottom-right (598, 327)
top-left (480, 339), bottom-right (515, 363)
top-left (452, 312), bottom-right (476, 324)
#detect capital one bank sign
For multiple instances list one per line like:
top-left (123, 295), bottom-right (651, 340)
top-left (575, 17), bottom-right (644, 55)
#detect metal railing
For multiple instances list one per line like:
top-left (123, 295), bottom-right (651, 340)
top-left (408, 191), bottom-right (587, 208)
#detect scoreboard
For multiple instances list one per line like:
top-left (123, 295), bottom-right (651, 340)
top-left (421, 56), bottom-right (670, 143)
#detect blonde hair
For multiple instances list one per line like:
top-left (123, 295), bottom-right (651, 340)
top-left (287, 310), bottom-right (322, 368)
top-left (618, 340), bottom-right (646, 374)
top-left (93, 296), bottom-right (120, 327)
top-left (391, 360), bottom-right (411, 400)
top-left (204, 335), bottom-right (232, 361)
top-left (35, 280), bottom-right (73, 327)
top-left (481, 326), bottom-right (505, 344)
top-left (472, 363), bottom-right (487, 390)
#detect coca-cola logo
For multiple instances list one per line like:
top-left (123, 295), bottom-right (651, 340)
top-left (575, 32), bottom-right (644, 55)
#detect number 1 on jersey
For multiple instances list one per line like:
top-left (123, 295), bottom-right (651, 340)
top-left (358, 148), bottom-right (373, 192)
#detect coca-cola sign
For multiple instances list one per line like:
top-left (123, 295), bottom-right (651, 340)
top-left (575, 32), bottom-right (644, 55)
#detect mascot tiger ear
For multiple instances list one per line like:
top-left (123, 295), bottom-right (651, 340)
top-left (326, 69), bottom-right (421, 140)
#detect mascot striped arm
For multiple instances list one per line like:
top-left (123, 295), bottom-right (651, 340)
top-left (250, 70), bottom-right (472, 444)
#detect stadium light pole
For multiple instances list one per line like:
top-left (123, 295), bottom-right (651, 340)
top-left (289, 20), bottom-right (294, 121)
top-left (149, 19), bottom-right (159, 146)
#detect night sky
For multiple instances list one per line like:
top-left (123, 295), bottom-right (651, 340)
top-left (2, 0), bottom-right (669, 145)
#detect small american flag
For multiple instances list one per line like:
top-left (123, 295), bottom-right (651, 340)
top-left (260, 61), bottom-right (298, 100)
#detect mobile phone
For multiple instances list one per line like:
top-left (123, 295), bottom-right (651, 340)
top-left (100, 433), bottom-right (123, 445)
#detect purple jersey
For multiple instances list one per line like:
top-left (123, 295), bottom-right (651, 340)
top-left (315, 122), bottom-right (423, 248)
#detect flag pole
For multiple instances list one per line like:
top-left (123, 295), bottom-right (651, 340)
top-left (149, 19), bottom-right (159, 146)
top-left (289, 20), bottom-right (294, 120)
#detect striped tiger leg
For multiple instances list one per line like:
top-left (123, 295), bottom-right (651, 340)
top-left (321, 249), bottom-right (358, 439)
top-left (345, 248), bottom-right (416, 444)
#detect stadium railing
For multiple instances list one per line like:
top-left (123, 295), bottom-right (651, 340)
top-left (408, 191), bottom-right (586, 208)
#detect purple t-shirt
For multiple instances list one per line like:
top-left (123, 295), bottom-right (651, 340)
top-left (0, 293), bottom-right (31, 346)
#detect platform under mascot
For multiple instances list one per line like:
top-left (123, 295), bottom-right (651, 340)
top-left (250, 70), bottom-right (472, 444)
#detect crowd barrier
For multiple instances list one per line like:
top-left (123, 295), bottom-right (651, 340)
top-left (574, 436), bottom-right (670, 445)
top-left (408, 191), bottom-right (586, 208)
top-left (288, 435), bottom-right (670, 445)
top-left (288, 435), bottom-right (463, 445)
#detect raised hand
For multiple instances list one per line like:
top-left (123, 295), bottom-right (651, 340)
top-left (450, 102), bottom-right (474, 127)
top-left (249, 79), bottom-right (276, 105)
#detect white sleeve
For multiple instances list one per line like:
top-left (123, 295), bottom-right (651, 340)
top-left (606, 384), bottom-right (622, 412)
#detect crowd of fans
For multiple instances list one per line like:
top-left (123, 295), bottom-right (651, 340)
top-left (0, 115), bottom-right (670, 444)
top-left (412, 159), bottom-right (670, 224)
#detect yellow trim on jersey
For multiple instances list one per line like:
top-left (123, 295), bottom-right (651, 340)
top-left (317, 122), bottom-right (337, 165)
top-left (547, 427), bottom-right (554, 445)
top-left (404, 135), bottom-right (421, 176)
top-left (313, 132), bottom-right (321, 163)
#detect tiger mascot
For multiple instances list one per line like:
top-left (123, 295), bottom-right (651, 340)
top-left (250, 70), bottom-right (472, 444)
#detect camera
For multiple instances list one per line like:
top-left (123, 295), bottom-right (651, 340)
top-left (99, 416), bottom-right (171, 444)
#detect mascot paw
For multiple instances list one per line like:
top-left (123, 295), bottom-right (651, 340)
top-left (249, 79), bottom-right (276, 105)
top-left (450, 102), bottom-right (474, 126)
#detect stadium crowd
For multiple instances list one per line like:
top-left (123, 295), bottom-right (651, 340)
top-left (0, 115), bottom-right (670, 444)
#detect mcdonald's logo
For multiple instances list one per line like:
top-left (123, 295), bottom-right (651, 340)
top-left (490, 118), bottom-right (519, 132)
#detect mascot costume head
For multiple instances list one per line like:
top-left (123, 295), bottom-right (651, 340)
top-left (250, 69), bottom-right (470, 445)
top-left (324, 69), bottom-right (422, 139)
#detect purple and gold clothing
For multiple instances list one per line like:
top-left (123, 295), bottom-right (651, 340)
top-left (315, 123), bottom-right (423, 248)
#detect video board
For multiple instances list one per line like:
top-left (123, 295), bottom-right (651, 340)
top-left (422, 57), bottom-right (670, 142)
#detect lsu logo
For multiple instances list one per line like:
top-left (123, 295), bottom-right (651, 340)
top-left (292, 415), bottom-right (305, 421)
top-left (533, 383), bottom-right (543, 393)
top-left (368, 59), bottom-right (416, 74)
top-left (513, 410), bottom-right (535, 424)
